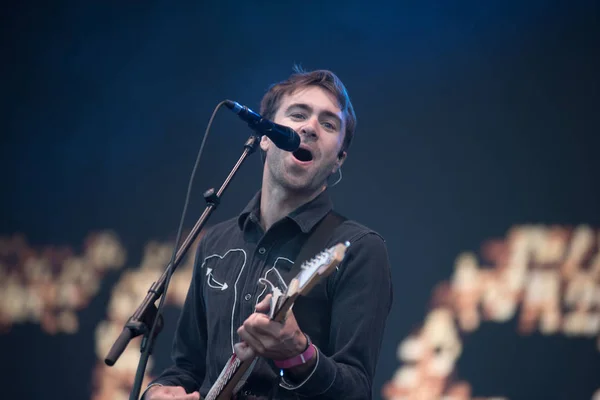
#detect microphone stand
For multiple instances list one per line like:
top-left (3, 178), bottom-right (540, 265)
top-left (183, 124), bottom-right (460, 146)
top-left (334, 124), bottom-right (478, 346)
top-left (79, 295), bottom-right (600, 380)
top-left (104, 134), bottom-right (261, 400)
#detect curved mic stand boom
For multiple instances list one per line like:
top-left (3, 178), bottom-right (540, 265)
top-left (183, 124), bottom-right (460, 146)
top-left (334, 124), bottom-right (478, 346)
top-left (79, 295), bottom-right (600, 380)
top-left (104, 134), bottom-right (260, 400)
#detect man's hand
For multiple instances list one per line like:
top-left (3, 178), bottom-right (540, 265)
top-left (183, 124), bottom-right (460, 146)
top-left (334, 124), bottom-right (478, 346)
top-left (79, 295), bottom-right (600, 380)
top-left (235, 294), bottom-right (307, 362)
top-left (145, 385), bottom-right (200, 400)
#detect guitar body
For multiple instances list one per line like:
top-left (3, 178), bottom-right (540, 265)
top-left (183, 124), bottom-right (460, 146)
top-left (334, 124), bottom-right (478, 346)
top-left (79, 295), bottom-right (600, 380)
top-left (204, 353), bottom-right (256, 400)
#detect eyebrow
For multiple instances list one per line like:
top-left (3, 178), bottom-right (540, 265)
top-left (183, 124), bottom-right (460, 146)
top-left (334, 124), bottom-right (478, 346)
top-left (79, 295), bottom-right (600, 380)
top-left (285, 103), bottom-right (343, 128)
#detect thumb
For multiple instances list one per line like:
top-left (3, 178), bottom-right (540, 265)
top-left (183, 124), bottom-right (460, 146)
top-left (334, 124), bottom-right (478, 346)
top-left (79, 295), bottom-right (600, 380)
top-left (255, 293), bottom-right (272, 313)
top-left (148, 385), bottom-right (188, 399)
top-left (166, 386), bottom-right (187, 395)
top-left (169, 388), bottom-right (200, 399)
top-left (234, 341), bottom-right (256, 362)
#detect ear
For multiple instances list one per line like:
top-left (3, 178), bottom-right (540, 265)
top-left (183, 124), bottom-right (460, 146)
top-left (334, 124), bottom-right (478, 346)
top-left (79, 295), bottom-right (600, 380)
top-left (333, 150), bottom-right (347, 172)
top-left (260, 136), bottom-right (271, 152)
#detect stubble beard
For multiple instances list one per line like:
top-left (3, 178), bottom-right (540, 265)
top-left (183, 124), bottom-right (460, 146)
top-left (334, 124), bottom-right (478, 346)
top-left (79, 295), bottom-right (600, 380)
top-left (266, 151), bottom-right (331, 196)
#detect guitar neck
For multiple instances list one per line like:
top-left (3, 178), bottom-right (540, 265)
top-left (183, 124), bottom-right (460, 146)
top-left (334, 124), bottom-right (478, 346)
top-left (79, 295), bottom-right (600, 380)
top-left (271, 278), bottom-right (299, 322)
top-left (271, 291), bottom-right (298, 323)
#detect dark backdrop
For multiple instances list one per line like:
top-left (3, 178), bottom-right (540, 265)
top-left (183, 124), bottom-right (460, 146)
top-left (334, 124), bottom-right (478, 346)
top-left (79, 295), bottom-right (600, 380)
top-left (1, 1), bottom-right (598, 399)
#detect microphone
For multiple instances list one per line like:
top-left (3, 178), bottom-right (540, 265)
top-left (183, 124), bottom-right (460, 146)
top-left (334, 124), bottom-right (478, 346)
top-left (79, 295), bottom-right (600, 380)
top-left (224, 100), bottom-right (300, 151)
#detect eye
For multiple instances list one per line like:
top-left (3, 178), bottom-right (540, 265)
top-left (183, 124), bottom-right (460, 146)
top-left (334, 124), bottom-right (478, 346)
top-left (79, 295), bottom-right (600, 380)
top-left (321, 121), bottom-right (337, 131)
top-left (290, 113), bottom-right (306, 120)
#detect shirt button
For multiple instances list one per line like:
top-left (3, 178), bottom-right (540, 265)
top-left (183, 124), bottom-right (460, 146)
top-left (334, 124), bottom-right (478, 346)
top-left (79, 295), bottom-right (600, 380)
top-left (258, 247), bottom-right (266, 255)
top-left (244, 294), bottom-right (252, 301)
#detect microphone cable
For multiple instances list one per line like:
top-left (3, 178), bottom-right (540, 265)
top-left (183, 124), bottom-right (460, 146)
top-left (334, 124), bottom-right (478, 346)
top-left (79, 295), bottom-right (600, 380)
top-left (130, 100), bottom-right (229, 400)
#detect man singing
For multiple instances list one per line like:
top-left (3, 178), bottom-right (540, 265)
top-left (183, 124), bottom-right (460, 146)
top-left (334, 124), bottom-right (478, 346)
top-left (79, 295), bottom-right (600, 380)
top-left (144, 67), bottom-right (393, 400)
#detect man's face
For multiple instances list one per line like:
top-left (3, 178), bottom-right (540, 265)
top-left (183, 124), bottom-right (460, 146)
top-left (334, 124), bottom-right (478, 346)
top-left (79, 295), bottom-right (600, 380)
top-left (260, 85), bottom-right (346, 194)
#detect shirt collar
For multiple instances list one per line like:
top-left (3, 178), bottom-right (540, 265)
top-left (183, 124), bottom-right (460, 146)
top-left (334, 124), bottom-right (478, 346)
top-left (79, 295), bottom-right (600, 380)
top-left (237, 189), bottom-right (333, 233)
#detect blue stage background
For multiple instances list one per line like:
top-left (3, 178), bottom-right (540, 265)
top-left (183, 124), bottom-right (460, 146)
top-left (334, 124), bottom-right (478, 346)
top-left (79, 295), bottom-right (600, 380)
top-left (1, 2), bottom-right (599, 399)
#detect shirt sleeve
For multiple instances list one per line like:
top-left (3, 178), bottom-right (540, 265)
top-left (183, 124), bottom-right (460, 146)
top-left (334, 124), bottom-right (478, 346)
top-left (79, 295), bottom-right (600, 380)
top-left (142, 238), bottom-right (208, 397)
top-left (280, 231), bottom-right (394, 399)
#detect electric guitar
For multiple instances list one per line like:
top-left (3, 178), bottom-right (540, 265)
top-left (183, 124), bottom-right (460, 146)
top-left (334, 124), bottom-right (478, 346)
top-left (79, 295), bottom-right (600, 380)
top-left (204, 241), bottom-right (351, 400)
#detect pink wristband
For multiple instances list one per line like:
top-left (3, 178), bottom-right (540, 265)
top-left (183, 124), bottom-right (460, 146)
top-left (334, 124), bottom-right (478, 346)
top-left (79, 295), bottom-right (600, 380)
top-left (273, 343), bottom-right (316, 369)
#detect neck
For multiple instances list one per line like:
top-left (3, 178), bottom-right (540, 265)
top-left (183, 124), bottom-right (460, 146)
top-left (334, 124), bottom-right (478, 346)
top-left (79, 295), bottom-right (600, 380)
top-left (259, 180), bottom-right (325, 232)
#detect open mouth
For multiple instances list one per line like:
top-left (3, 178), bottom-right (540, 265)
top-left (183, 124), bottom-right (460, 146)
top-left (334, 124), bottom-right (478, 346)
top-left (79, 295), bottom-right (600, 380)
top-left (292, 147), bottom-right (313, 162)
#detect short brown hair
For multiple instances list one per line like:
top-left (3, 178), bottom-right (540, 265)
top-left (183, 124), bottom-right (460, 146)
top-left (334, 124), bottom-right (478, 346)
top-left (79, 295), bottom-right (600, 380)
top-left (260, 66), bottom-right (356, 154)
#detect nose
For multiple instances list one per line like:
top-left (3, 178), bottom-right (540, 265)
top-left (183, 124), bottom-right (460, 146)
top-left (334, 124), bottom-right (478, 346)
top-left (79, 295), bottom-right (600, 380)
top-left (300, 118), bottom-right (319, 141)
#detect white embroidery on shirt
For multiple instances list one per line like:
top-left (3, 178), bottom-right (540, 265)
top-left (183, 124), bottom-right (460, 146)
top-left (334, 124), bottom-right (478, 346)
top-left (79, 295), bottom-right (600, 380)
top-left (255, 257), bottom-right (293, 307)
top-left (200, 248), bottom-right (248, 352)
